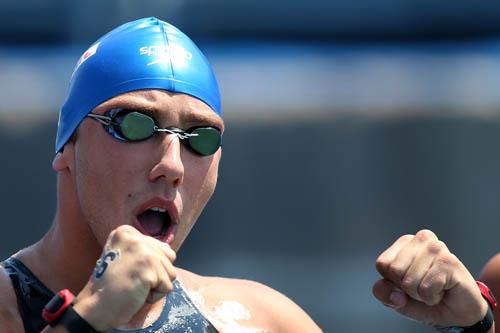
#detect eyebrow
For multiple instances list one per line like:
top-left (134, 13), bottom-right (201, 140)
top-left (98, 97), bottom-right (225, 131)
top-left (182, 110), bottom-right (225, 130)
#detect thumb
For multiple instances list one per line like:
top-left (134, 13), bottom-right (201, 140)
top-left (372, 278), bottom-right (409, 309)
top-left (373, 278), bottom-right (438, 325)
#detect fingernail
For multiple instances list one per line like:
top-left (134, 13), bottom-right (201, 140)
top-left (388, 290), bottom-right (406, 308)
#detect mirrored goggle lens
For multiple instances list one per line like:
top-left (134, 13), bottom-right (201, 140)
top-left (111, 110), bottom-right (221, 156)
top-left (117, 112), bottom-right (156, 141)
top-left (188, 127), bottom-right (222, 156)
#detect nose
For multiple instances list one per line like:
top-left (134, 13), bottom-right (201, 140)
top-left (148, 134), bottom-right (184, 187)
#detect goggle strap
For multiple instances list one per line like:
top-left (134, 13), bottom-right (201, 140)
top-left (87, 114), bottom-right (116, 126)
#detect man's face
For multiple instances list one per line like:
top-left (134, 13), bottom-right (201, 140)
top-left (66, 90), bottom-right (223, 251)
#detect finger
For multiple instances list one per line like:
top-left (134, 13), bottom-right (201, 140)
top-left (154, 241), bottom-right (177, 281)
top-left (158, 253), bottom-right (177, 282)
top-left (376, 234), bottom-right (418, 284)
top-left (144, 239), bottom-right (176, 286)
top-left (400, 232), bottom-right (442, 303)
top-left (375, 234), bottom-right (414, 277)
top-left (394, 295), bottom-right (436, 324)
top-left (146, 285), bottom-right (172, 304)
top-left (147, 280), bottom-right (173, 304)
top-left (373, 279), bottom-right (437, 324)
top-left (146, 258), bottom-right (174, 304)
top-left (417, 258), bottom-right (447, 306)
top-left (153, 239), bottom-right (177, 263)
top-left (372, 278), bottom-right (409, 309)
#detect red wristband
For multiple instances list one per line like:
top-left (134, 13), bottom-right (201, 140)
top-left (477, 281), bottom-right (497, 310)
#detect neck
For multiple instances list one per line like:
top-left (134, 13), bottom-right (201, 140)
top-left (16, 174), bottom-right (102, 294)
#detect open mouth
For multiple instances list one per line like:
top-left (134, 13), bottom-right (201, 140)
top-left (136, 207), bottom-right (176, 243)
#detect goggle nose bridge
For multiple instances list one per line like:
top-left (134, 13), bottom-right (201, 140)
top-left (153, 127), bottom-right (199, 140)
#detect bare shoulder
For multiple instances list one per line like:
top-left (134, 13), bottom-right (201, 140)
top-left (0, 264), bottom-right (24, 332)
top-left (178, 269), bottom-right (322, 333)
top-left (480, 253), bottom-right (500, 295)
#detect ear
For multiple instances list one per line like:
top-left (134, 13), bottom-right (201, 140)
top-left (52, 143), bottom-right (75, 173)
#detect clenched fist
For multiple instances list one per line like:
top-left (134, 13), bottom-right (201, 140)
top-left (71, 225), bottom-right (177, 331)
top-left (373, 229), bottom-right (490, 329)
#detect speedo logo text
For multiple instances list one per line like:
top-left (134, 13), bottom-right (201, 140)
top-left (139, 45), bottom-right (193, 66)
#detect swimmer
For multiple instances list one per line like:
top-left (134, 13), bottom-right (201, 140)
top-left (0, 17), bottom-right (321, 333)
top-left (0, 17), bottom-right (493, 333)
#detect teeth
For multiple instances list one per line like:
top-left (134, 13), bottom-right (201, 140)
top-left (149, 207), bottom-right (166, 213)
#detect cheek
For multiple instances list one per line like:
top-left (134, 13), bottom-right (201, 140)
top-left (73, 137), bottom-right (148, 238)
top-left (74, 151), bottom-right (117, 241)
top-left (76, 148), bottom-right (120, 202)
top-left (182, 153), bottom-right (220, 218)
top-left (76, 132), bottom-right (149, 196)
top-left (173, 155), bottom-right (219, 250)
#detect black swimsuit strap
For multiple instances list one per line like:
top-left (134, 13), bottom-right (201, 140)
top-left (1, 257), bottom-right (54, 333)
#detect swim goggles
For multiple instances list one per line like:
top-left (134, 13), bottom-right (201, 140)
top-left (86, 108), bottom-right (222, 156)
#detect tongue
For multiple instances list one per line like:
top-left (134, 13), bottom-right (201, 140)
top-left (138, 211), bottom-right (164, 236)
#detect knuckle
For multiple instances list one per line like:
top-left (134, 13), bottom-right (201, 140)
top-left (164, 279), bottom-right (174, 291)
top-left (399, 234), bottom-right (414, 242)
top-left (116, 224), bottom-right (136, 235)
top-left (437, 253), bottom-right (458, 269)
top-left (111, 225), bottom-right (137, 241)
top-left (163, 245), bottom-right (176, 261)
top-left (138, 255), bottom-right (155, 268)
top-left (419, 281), bottom-right (443, 306)
top-left (375, 257), bottom-right (388, 272)
top-left (139, 269), bottom-right (157, 286)
top-left (376, 247), bottom-right (399, 267)
top-left (387, 263), bottom-right (406, 279)
top-left (415, 229), bottom-right (436, 242)
top-left (108, 228), bottom-right (117, 239)
top-left (129, 269), bottom-right (153, 288)
top-left (426, 240), bottom-right (445, 255)
top-left (169, 250), bottom-right (176, 262)
top-left (434, 273), bottom-right (447, 288)
top-left (169, 269), bottom-right (177, 281)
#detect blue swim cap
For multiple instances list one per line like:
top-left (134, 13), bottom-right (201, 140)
top-left (55, 17), bottom-right (221, 153)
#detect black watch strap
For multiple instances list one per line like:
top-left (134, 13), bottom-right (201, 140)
top-left (463, 306), bottom-right (494, 333)
top-left (56, 306), bottom-right (100, 333)
top-left (436, 306), bottom-right (494, 333)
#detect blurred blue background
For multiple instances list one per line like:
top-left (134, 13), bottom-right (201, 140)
top-left (2, 1), bottom-right (500, 332)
